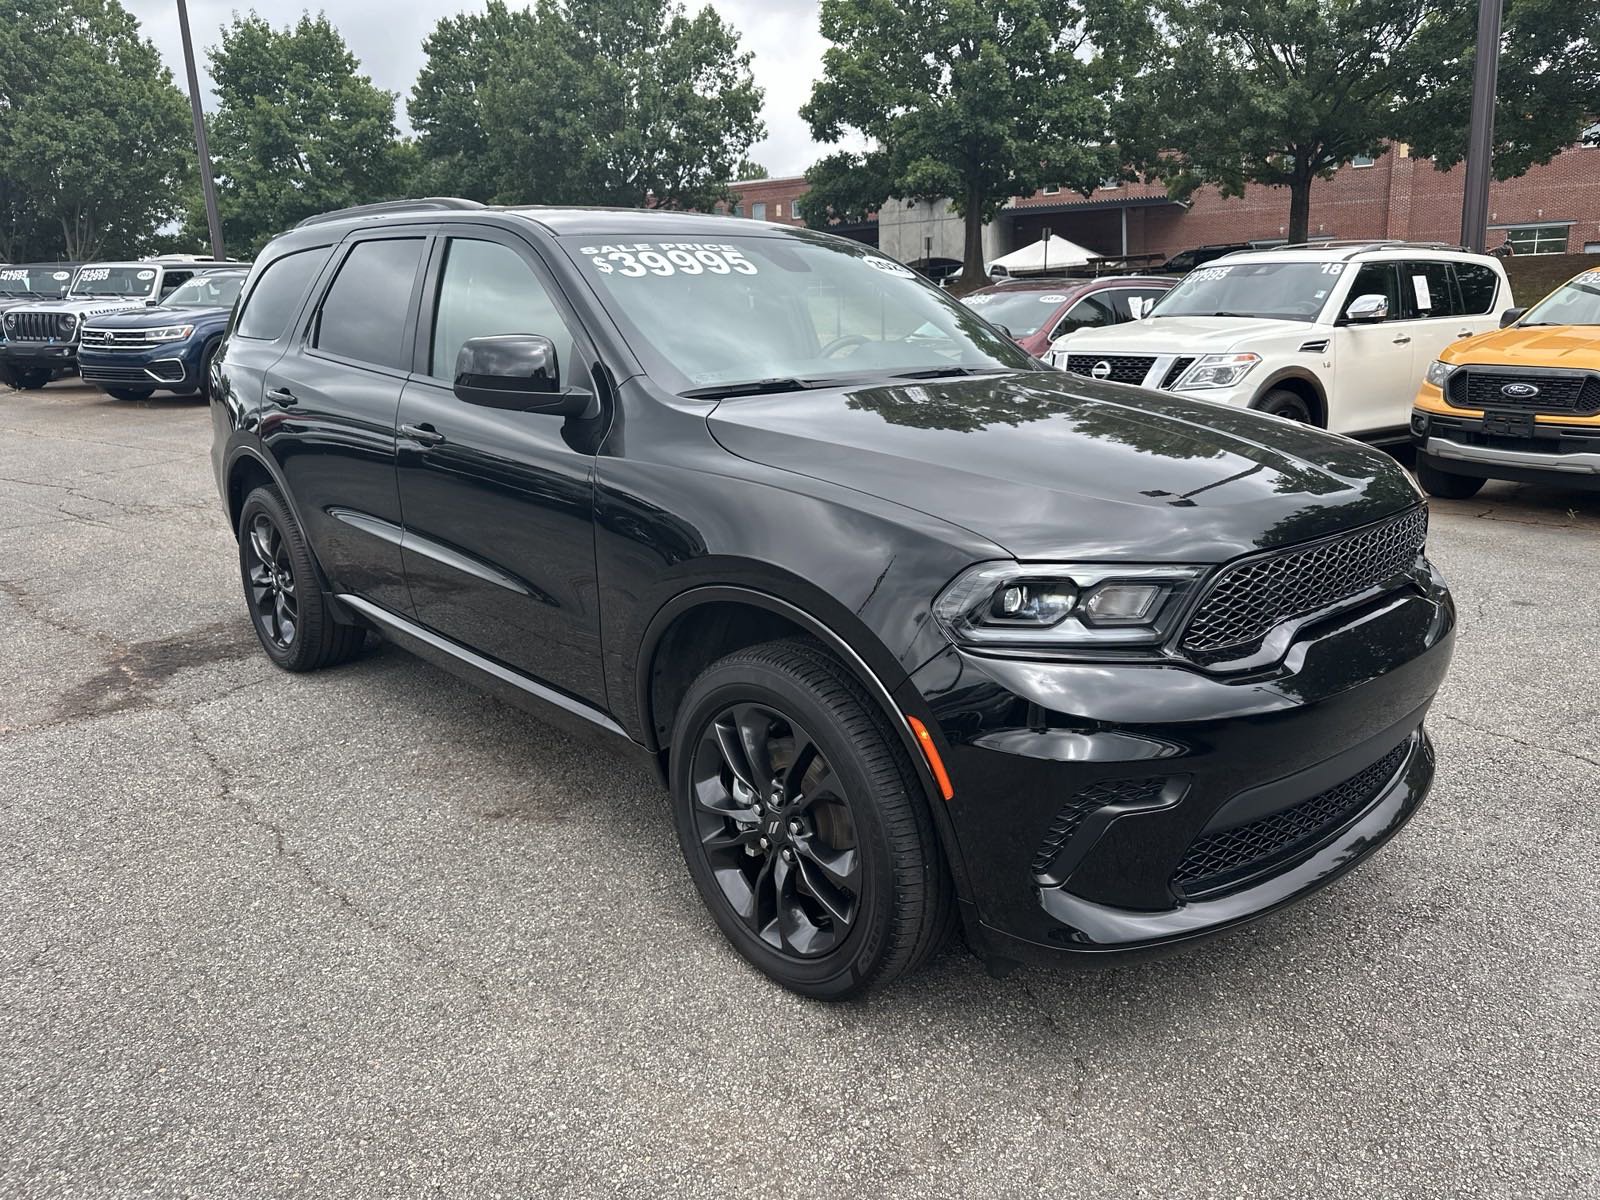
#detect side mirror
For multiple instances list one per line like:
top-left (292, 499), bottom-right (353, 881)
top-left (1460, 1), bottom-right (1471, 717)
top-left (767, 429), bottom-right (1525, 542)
top-left (1499, 307), bottom-right (1525, 329)
top-left (453, 334), bottom-right (587, 415)
top-left (1344, 293), bottom-right (1389, 323)
top-left (991, 323), bottom-right (1013, 338)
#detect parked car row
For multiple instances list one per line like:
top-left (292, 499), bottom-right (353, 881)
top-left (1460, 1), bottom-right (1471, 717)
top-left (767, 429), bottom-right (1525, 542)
top-left (0, 255), bottom-right (248, 399)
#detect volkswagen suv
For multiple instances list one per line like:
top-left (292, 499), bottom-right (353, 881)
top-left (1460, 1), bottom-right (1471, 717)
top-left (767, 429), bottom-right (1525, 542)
top-left (210, 200), bottom-right (1455, 997)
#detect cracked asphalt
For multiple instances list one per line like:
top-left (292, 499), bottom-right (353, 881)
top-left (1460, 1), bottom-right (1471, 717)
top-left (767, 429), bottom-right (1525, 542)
top-left (2, 382), bottom-right (1596, 1199)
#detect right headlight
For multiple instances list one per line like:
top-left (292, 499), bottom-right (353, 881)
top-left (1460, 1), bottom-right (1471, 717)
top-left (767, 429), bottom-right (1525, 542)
top-left (1424, 359), bottom-right (1453, 389)
top-left (933, 562), bottom-right (1204, 650)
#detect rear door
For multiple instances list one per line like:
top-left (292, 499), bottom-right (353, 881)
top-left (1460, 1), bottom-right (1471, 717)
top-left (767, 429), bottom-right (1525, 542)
top-left (260, 231), bottom-right (429, 614)
top-left (1397, 259), bottom-right (1478, 396)
top-left (1330, 261), bottom-right (1416, 435)
top-left (393, 226), bottom-right (607, 706)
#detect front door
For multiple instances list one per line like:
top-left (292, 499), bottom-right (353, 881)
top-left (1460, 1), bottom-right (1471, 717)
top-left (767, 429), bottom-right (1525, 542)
top-left (1331, 261), bottom-right (1416, 436)
top-left (394, 229), bottom-right (607, 707)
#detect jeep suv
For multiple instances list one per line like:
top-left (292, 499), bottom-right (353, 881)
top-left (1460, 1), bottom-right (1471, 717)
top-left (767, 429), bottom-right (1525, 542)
top-left (211, 200), bottom-right (1455, 997)
top-left (1, 258), bottom-right (237, 388)
top-left (1050, 243), bottom-right (1512, 438)
top-left (0, 263), bottom-right (80, 386)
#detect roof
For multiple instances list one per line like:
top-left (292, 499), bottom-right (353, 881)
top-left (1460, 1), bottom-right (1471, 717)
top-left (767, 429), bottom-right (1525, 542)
top-left (1217, 241), bottom-right (1500, 265)
top-left (288, 197), bottom-right (803, 241)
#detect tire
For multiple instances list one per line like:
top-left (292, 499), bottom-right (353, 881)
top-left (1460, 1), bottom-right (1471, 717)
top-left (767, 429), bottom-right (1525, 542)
top-left (1256, 388), bottom-right (1315, 424)
top-left (197, 338), bottom-right (221, 402)
top-left (1416, 457), bottom-right (1486, 500)
top-left (671, 638), bottom-right (954, 999)
top-left (12, 368), bottom-right (50, 390)
top-left (237, 485), bottom-right (365, 672)
top-left (105, 387), bottom-right (155, 402)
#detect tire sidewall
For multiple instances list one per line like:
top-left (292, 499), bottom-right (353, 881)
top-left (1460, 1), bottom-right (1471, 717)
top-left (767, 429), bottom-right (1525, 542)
top-left (237, 487), bottom-right (320, 670)
top-left (671, 659), bottom-right (898, 998)
top-left (1257, 388), bottom-right (1313, 423)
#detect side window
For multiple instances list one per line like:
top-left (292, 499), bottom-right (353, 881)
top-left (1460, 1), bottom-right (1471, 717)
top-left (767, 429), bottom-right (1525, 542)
top-left (1053, 294), bottom-right (1116, 337)
top-left (429, 238), bottom-right (586, 390)
top-left (1109, 289), bottom-right (1165, 322)
top-left (1405, 261), bottom-right (1459, 318)
top-left (1455, 263), bottom-right (1501, 314)
top-left (159, 270), bottom-right (192, 297)
top-left (236, 247), bottom-right (333, 341)
top-left (1345, 262), bottom-right (1400, 321)
top-left (313, 238), bottom-right (426, 369)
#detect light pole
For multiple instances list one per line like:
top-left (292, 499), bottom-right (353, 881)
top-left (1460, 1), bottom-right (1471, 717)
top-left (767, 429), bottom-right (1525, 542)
top-left (177, 0), bottom-right (225, 260)
top-left (1459, 0), bottom-right (1502, 252)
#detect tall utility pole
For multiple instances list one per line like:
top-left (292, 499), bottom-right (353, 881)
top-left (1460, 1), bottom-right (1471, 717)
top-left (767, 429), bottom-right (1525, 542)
top-left (177, 0), bottom-right (226, 260)
top-left (1459, 0), bottom-right (1503, 252)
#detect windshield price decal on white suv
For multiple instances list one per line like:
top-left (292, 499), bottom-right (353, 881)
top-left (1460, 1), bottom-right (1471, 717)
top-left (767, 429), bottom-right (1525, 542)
top-left (582, 243), bottom-right (758, 278)
top-left (79, 268), bottom-right (111, 282)
top-left (0, 270), bottom-right (26, 281)
top-left (1191, 266), bottom-right (1232, 282)
top-left (137, 269), bottom-right (156, 280)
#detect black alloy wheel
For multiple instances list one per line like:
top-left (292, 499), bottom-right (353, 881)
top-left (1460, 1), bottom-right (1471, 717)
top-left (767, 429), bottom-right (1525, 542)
top-left (690, 702), bottom-right (863, 958)
top-left (106, 387), bottom-right (155, 402)
top-left (672, 639), bottom-right (953, 998)
top-left (245, 511), bottom-right (300, 651)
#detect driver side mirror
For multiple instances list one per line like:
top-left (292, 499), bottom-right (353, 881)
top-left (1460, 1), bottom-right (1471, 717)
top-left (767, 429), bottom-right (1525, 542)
top-left (454, 334), bottom-right (589, 416)
top-left (1499, 307), bottom-right (1525, 329)
top-left (1344, 293), bottom-right (1389, 323)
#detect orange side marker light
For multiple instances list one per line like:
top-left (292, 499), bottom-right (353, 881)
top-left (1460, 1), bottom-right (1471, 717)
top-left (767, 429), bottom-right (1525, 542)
top-left (906, 716), bottom-right (954, 801)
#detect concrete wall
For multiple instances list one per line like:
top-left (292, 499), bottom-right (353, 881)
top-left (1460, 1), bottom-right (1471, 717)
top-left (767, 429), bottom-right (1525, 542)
top-left (876, 197), bottom-right (1007, 265)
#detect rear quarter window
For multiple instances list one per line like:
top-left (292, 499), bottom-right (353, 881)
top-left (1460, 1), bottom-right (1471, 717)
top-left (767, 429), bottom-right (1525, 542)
top-left (1454, 263), bottom-right (1501, 314)
top-left (235, 246), bottom-right (333, 341)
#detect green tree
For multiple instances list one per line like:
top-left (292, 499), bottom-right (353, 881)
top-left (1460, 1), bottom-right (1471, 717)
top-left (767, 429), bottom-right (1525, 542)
top-left (0, 0), bottom-right (190, 261)
top-left (202, 13), bottom-right (411, 254)
top-left (411, 0), bottom-right (764, 210)
top-left (800, 0), bottom-right (1116, 287)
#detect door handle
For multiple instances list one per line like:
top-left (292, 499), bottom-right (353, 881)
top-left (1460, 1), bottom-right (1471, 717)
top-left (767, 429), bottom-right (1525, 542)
top-left (1392, 335), bottom-right (1412, 345)
top-left (401, 422), bottom-right (446, 447)
top-left (1457, 330), bottom-right (1473, 339)
top-left (265, 386), bottom-right (298, 406)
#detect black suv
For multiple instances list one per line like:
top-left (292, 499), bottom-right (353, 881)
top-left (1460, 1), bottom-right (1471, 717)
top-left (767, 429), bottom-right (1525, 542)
top-left (210, 199), bottom-right (1455, 998)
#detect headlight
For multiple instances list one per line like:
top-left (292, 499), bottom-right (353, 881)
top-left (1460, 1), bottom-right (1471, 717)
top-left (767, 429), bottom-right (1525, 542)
top-left (933, 562), bottom-right (1203, 650)
top-left (1424, 359), bottom-right (1453, 389)
top-left (1176, 352), bottom-right (1261, 390)
top-left (145, 324), bottom-right (195, 342)
top-left (61, 313), bottom-right (78, 329)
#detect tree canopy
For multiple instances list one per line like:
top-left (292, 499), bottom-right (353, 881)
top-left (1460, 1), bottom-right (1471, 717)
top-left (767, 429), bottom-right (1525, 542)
top-left (411, 0), bottom-right (765, 210)
top-left (201, 13), bottom-right (411, 255)
top-left (800, 0), bottom-right (1116, 286)
top-left (0, 0), bottom-right (191, 261)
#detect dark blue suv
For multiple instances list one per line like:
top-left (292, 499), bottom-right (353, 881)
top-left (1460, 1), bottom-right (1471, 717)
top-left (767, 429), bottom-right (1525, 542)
top-left (79, 270), bottom-right (248, 401)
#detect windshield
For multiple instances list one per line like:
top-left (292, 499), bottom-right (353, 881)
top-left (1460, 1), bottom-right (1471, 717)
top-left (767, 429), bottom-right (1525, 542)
top-left (0, 266), bottom-right (75, 298)
top-left (69, 265), bottom-right (158, 298)
top-left (566, 234), bottom-right (1034, 394)
top-left (961, 289), bottom-right (1075, 336)
top-left (164, 273), bottom-right (245, 309)
top-left (1150, 261), bottom-right (1342, 323)
top-left (1520, 270), bottom-right (1600, 326)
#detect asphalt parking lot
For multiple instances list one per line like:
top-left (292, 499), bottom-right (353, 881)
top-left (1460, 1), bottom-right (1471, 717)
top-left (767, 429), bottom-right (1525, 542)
top-left (2, 382), bottom-right (1596, 1198)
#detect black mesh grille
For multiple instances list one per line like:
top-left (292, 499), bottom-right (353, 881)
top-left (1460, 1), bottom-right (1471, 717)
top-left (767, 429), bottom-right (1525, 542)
top-left (1447, 370), bottom-right (1600, 415)
top-left (1065, 354), bottom-right (1155, 384)
top-left (1179, 506), bottom-right (1428, 660)
top-left (1031, 777), bottom-right (1166, 877)
top-left (1159, 357), bottom-right (1196, 389)
top-left (1173, 741), bottom-right (1410, 895)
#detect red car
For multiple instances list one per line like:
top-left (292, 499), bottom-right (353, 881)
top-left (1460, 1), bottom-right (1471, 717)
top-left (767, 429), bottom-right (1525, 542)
top-left (963, 276), bottom-right (1175, 357)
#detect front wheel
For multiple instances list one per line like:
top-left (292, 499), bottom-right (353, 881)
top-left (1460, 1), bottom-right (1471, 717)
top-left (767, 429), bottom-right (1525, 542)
top-left (105, 387), bottom-right (154, 402)
top-left (1256, 388), bottom-right (1315, 424)
top-left (12, 368), bottom-right (51, 390)
top-left (671, 638), bottom-right (953, 999)
top-left (1416, 457), bottom-right (1486, 499)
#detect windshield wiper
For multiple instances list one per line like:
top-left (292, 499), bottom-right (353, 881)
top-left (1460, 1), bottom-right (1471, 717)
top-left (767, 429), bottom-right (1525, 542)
top-left (888, 366), bottom-right (1010, 380)
top-left (679, 377), bottom-right (829, 400)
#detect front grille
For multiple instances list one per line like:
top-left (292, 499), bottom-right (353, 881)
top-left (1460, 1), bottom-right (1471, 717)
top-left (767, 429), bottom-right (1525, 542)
top-left (5, 311), bottom-right (74, 342)
top-left (79, 364), bottom-right (157, 384)
top-left (1179, 506), bottom-right (1428, 661)
top-left (1447, 370), bottom-right (1600, 416)
top-left (1173, 741), bottom-right (1411, 896)
top-left (81, 328), bottom-right (164, 351)
top-left (1066, 354), bottom-right (1155, 385)
top-left (1031, 777), bottom-right (1166, 878)
top-left (1159, 357), bottom-right (1195, 389)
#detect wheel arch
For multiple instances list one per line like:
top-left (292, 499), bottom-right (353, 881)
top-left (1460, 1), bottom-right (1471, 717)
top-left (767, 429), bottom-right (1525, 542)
top-left (1251, 369), bottom-right (1328, 427)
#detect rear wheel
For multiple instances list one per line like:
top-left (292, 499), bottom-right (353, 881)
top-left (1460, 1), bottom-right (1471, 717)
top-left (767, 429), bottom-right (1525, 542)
top-left (237, 485), bottom-right (365, 671)
top-left (12, 368), bottom-right (50, 390)
top-left (671, 638), bottom-right (953, 999)
top-left (1416, 457), bottom-right (1486, 500)
top-left (1256, 388), bottom-right (1315, 424)
top-left (105, 387), bottom-right (155, 402)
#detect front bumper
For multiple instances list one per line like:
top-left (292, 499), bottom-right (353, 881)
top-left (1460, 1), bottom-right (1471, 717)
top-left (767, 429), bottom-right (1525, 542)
top-left (2, 342), bottom-right (77, 370)
top-left (78, 345), bottom-right (198, 392)
top-left (1412, 408), bottom-right (1600, 489)
top-left (910, 564), bottom-right (1455, 966)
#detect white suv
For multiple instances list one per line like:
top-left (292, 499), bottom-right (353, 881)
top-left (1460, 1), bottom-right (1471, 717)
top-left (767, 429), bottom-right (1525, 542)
top-left (1047, 243), bottom-right (1513, 438)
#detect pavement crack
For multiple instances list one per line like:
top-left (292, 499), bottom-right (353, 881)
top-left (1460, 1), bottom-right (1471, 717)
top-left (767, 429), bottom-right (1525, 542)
top-left (1437, 711), bottom-right (1600, 773)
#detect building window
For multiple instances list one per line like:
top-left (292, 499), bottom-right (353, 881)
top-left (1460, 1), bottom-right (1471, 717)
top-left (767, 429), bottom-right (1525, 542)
top-left (774, 203), bottom-right (783, 218)
top-left (751, 202), bottom-right (766, 221)
top-left (732, 204), bottom-right (744, 217)
top-left (1493, 223), bottom-right (1571, 255)
top-left (1350, 154), bottom-right (1376, 168)
top-left (1099, 177), bottom-right (1121, 190)
top-left (1042, 185), bottom-right (1061, 195)
top-left (1585, 242), bottom-right (1600, 254)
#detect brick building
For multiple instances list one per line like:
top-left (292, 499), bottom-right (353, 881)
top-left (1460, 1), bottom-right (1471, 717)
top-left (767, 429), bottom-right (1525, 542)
top-left (719, 141), bottom-right (1600, 267)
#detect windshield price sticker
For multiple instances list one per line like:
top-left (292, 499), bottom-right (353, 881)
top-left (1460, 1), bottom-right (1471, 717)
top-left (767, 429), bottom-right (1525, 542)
top-left (1572, 270), bottom-right (1600, 289)
top-left (582, 243), bottom-right (758, 278)
top-left (0, 269), bottom-right (26, 281)
top-left (863, 256), bottom-right (915, 278)
top-left (52, 271), bottom-right (70, 281)
top-left (79, 267), bottom-right (111, 282)
top-left (965, 294), bottom-right (997, 305)
top-left (1192, 266), bottom-right (1232, 282)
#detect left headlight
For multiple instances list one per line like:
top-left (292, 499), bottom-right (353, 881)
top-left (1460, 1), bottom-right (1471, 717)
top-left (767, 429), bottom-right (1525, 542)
top-left (1176, 352), bottom-right (1261, 390)
top-left (933, 562), bottom-right (1204, 650)
top-left (61, 313), bottom-right (78, 330)
top-left (1424, 359), bottom-right (1453, 389)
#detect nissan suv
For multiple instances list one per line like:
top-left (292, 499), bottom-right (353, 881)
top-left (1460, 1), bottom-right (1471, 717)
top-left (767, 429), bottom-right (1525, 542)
top-left (210, 200), bottom-right (1455, 997)
top-left (1050, 243), bottom-right (1512, 439)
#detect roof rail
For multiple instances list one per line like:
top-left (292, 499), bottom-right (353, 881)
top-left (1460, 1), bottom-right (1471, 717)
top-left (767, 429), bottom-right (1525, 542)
top-left (1226, 238), bottom-right (1471, 260)
top-left (294, 198), bottom-right (485, 229)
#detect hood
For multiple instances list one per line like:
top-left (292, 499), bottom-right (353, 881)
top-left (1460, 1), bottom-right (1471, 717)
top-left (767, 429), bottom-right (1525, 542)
top-left (1446, 324), bottom-right (1600, 369)
top-left (11, 296), bottom-right (149, 320)
top-left (706, 372), bottom-right (1419, 562)
top-left (1062, 315), bottom-right (1313, 354)
top-left (88, 303), bottom-right (230, 330)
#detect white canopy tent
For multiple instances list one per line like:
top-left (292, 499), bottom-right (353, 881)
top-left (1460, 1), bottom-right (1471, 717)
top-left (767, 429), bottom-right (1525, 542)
top-left (987, 234), bottom-right (1100, 276)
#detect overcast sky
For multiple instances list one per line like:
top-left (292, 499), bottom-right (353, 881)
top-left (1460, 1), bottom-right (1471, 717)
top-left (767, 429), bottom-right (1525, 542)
top-left (125, 0), bottom-right (833, 177)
